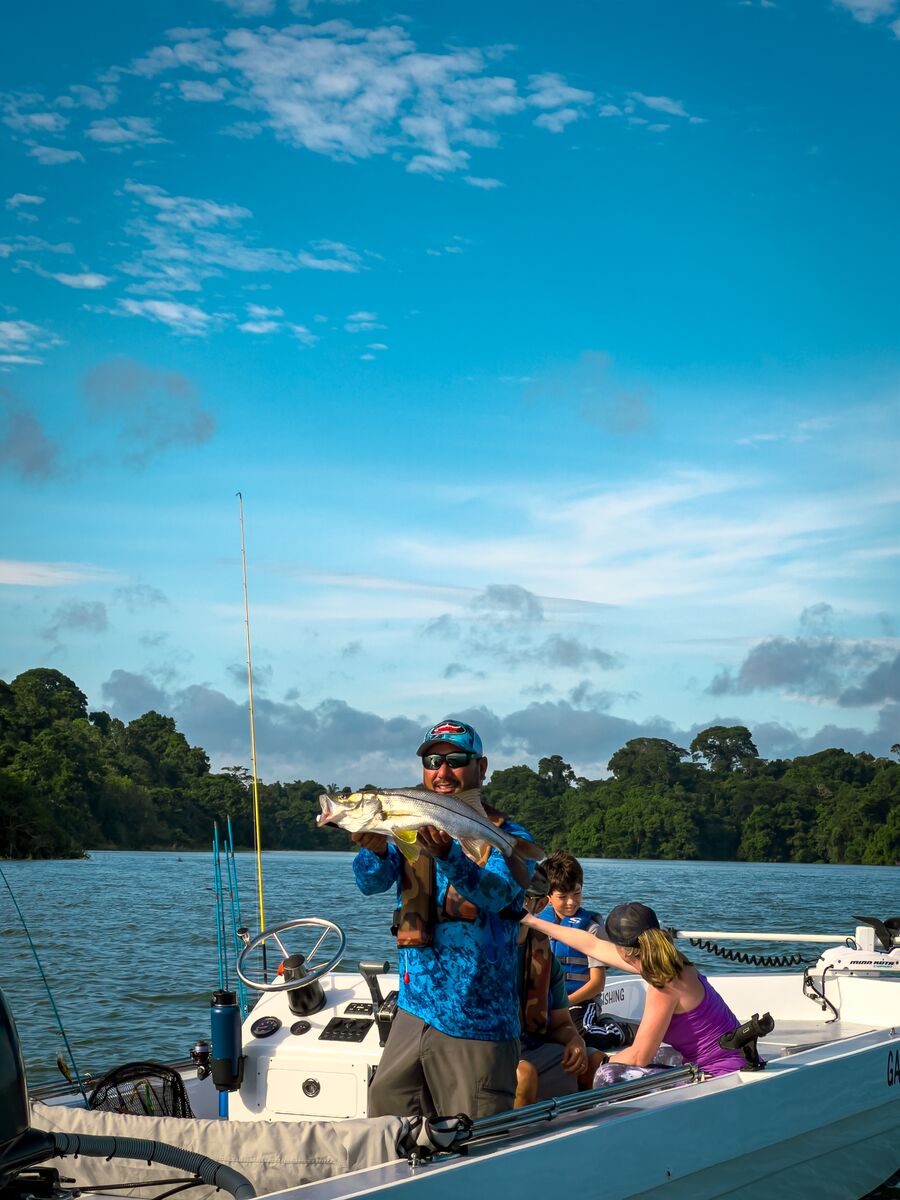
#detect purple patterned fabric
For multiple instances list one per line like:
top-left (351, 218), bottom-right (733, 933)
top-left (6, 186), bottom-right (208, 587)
top-left (664, 973), bottom-right (748, 1076)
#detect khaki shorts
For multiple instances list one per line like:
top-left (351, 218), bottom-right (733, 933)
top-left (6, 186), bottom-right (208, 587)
top-left (368, 1008), bottom-right (518, 1120)
top-left (520, 1040), bottom-right (579, 1101)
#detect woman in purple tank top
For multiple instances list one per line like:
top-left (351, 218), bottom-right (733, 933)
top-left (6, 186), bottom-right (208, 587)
top-left (522, 901), bottom-right (746, 1078)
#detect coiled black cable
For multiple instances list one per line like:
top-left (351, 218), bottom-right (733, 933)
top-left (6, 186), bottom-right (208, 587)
top-left (686, 937), bottom-right (809, 968)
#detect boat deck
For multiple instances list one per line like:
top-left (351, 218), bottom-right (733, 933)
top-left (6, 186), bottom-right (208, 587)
top-left (759, 1019), bottom-right (875, 1056)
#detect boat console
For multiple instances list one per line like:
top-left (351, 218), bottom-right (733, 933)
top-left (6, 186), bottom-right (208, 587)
top-left (217, 917), bottom-right (405, 1122)
top-left (228, 966), bottom-right (399, 1122)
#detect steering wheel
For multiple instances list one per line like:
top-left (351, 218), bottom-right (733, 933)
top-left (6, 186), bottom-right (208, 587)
top-left (236, 917), bottom-right (347, 993)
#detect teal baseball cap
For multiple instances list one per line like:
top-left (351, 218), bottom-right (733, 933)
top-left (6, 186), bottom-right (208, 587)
top-left (416, 718), bottom-right (484, 757)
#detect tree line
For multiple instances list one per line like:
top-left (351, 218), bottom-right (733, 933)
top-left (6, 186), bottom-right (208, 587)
top-left (1, 669), bottom-right (897, 865)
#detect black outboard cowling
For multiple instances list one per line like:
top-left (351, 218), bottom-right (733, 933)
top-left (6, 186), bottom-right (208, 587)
top-left (0, 989), bottom-right (55, 1189)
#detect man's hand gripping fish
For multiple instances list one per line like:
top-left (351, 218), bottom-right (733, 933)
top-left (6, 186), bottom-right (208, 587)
top-left (318, 786), bottom-right (543, 887)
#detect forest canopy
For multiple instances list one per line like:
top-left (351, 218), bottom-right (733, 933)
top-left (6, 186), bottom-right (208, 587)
top-left (1, 669), bottom-right (897, 865)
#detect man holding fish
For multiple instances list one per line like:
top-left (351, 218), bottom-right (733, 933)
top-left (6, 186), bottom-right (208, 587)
top-left (319, 719), bottom-right (542, 1119)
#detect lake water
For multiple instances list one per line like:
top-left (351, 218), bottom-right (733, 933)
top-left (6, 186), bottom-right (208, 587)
top-left (2, 850), bottom-right (895, 1088)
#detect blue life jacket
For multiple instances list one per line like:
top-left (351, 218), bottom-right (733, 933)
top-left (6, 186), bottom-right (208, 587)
top-left (549, 907), bottom-right (601, 995)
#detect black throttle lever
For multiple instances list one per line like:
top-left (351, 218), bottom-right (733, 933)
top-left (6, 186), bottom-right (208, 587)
top-left (359, 960), bottom-right (397, 1047)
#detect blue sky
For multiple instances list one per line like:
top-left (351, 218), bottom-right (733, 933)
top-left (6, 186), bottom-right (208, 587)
top-left (1, 0), bottom-right (898, 786)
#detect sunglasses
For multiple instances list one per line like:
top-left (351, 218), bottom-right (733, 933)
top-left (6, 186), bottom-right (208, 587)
top-left (422, 751), bottom-right (478, 770)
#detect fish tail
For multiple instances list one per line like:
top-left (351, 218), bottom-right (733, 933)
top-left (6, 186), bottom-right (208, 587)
top-left (505, 838), bottom-right (546, 889)
top-left (506, 854), bottom-right (532, 889)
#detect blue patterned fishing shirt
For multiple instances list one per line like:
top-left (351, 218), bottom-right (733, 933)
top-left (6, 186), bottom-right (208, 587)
top-left (352, 820), bottom-right (533, 1041)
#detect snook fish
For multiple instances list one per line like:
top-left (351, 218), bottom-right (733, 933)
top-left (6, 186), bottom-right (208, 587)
top-left (317, 786), bottom-right (543, 887)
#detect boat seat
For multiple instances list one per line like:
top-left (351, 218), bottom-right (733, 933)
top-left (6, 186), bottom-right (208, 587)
top-left (758, 1020), bottom-right (875, 1057)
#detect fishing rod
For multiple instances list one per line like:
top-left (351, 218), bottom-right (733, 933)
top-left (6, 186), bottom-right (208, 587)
top-left (212, 823), bottom-right (228, 990)
top-left (237, 491), bottom-right (267, 980)
top-left (0, 862), bottom-right (89, 1106)
top-left (225, 817), bottom-right (249, 1017)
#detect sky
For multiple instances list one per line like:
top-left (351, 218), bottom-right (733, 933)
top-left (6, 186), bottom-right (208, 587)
top-left (1, 0), bottom-right (898, 788)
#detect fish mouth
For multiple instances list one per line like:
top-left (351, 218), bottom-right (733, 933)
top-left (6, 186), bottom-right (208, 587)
top-left (316, 795), bottom-right (334, 826)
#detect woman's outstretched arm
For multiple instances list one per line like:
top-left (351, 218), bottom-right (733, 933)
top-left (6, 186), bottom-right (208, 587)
top-left (521, 913), bottom-right (640, 974)
top-left (609, 984), bottom-right (677, 1066)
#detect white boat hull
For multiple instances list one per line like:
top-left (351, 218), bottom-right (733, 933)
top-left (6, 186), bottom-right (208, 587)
top-left (28, 930), bottom-right (900, 1200)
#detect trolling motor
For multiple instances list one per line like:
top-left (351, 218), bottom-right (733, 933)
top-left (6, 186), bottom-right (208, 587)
top-left (719, 1011), bottom-right (774, 1071)
top-left (0, 988), bottom-right (255, 1200)
top-left (811, 917), bottom-right (900, 981)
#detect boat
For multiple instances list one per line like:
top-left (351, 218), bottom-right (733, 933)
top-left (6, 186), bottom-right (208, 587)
top-left (4, 910), bottom-right (899, 1200)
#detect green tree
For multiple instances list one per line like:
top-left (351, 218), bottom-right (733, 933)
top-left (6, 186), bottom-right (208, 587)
top-left (608, 738), bottom-right (689, 787)
top-left (10, 669), bottom-right (88, 736)
top-left (690, 725), bottom-right (759, 775)
top-left (537, 755), bottom-right (576, 794)
top-left (125, 711), bottom-right (210, 787)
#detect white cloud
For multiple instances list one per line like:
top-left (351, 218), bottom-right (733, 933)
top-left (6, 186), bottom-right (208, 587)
top-left (58, 84), bottom-right (120, 110)
top-left (6, 194), bottom-right (45, 209)
top-left (235, 305), bottom-right (320, 344)
top-left (52, 272), bottom-right (113, 289)
top-left (534, 108), bottom-right (581, 133)
top-left (125, 22), bottom-right (592, 178)
top-left (119, 180), bottom-right (366, 293)
top-left (629, 92), bottom-right (690, 118)
top-left (0, 318), bottom-right (61, 366)
top-left (3, 110), bottom-right (68, 134)
top-left (834, 0), bottom-right (896, 20)
top-left (0, 560), bottom-right (119, 586)
top-left (465, 175), bottom-right (504, 189)
top-left (123, 180), bottom-right (251, 229)
top-left (246, 303), bottom-right (283, 318)
top-left (28, 145), bottom-right (85, 165)
top-left (526, 72), bottom-right (593, 126)
top-left (178, 79), bottom-right (232, 102)
top-left (213, 0), bottom-right (277, 14)
top-left (289, 323), bottom-right (319, 346)
top-left (297, 241), bottom-right (362, 272)
top-left (527, 72), bottom-right (593, 109)
top-left (85, 116), bottom-right (164, 144)
top-left (344, 310), bottom-right (385, 332)
top-left (131, 35), bottom-right (223, 78)
top-left (238, 318), bottom-right (281, 333)
top-left (118, 298), bottom-right (214, 335)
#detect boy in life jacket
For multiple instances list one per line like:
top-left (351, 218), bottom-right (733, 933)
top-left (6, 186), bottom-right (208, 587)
top-left (543, 852), bottom-right (607, 1041)
top-left (515, 865), bottom-right (590, 1107)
